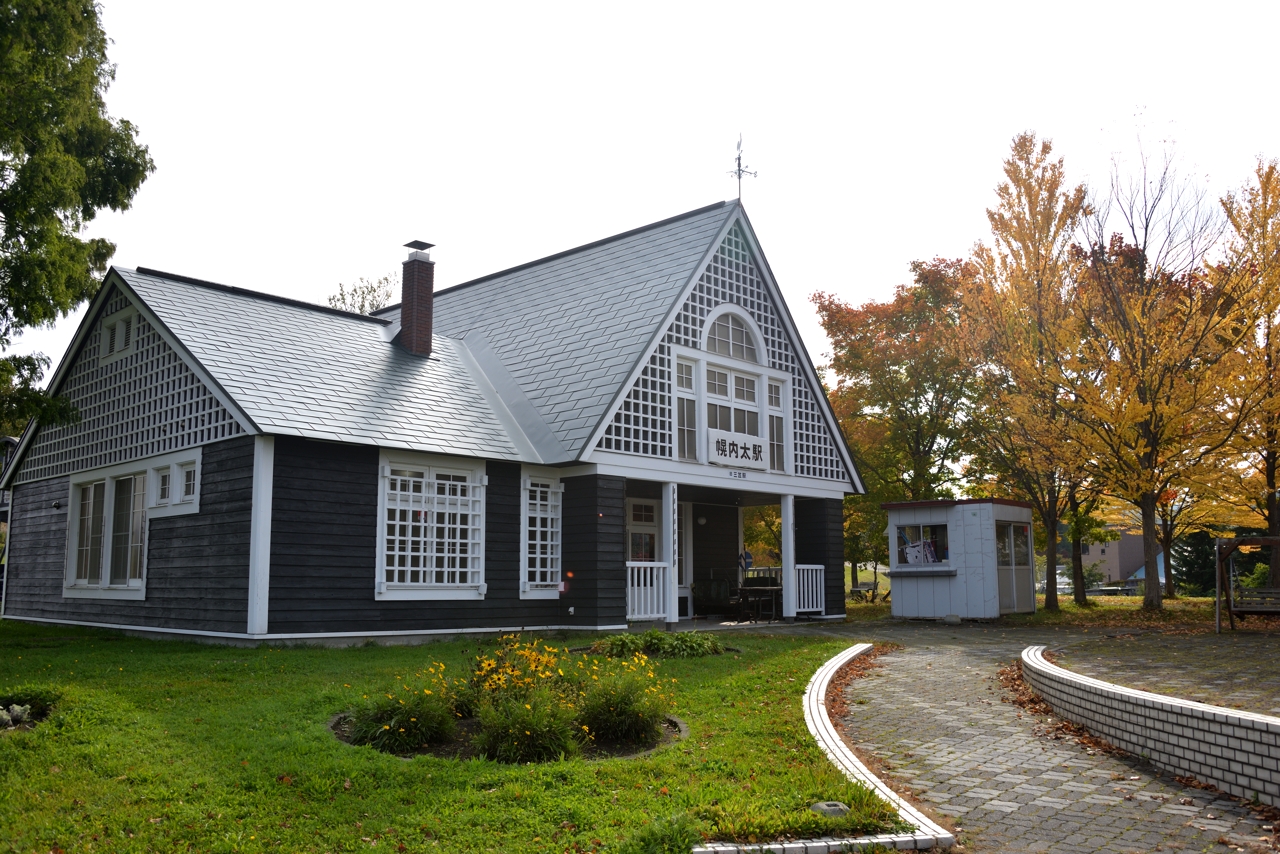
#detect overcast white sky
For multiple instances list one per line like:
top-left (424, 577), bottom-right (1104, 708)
top-left (15, 0), bottom-right (1280, 380)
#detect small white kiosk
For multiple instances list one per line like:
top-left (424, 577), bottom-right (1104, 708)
top-left (883, 499), bottom-right (1036, 620)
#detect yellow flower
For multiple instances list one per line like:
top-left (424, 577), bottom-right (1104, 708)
top-left (383, 725), bottom-right (390, 730)
top-left (525, 704), bottom-right (531, 710)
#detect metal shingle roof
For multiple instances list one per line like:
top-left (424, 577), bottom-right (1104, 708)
top-left (385, 202), bottom-right (736, 456)
top-left (116, 268), bottom-right (523, 460)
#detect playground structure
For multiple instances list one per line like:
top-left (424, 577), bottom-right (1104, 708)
top-left (1214, 536), bottom-right (1280, 632)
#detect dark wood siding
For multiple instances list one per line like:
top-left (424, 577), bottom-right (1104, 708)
top-left (795, 497), bottom-right (847, 617)
top-left (3, 436), bottom-right (254, 632)
top-left (266, 442), bottom-right (590, 633)
top-left (561, 473), bottom-right (626, 626)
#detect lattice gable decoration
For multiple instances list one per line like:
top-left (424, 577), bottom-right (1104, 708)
top-left (14, 285), bottom-right (245, 484)
top-left (599, 220), bottom-right (851, 483)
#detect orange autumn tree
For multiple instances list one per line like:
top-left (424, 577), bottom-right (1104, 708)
top-left (960, 132), bottom-right (1090, 609)
top-left (814, 260), bottom-right (977, 572)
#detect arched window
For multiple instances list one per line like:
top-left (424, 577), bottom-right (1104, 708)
top-left (706, 314), bottom-right (757, 362)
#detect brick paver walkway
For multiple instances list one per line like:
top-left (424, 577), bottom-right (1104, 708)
top-left (774, 622), bottom-right (1278, 853)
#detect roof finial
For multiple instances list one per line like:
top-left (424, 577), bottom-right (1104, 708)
top-left (728, 134), bottom-right (756, 200)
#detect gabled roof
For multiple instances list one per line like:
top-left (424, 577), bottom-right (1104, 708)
top-left (115, 268), bottom-right (522, 459)
top-left (377, 201), bottom-right (737, 457)
top-left (3, 199), bottom-right (861, 490)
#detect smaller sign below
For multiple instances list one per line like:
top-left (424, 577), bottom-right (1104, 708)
top-left (707, 428), bottom-right (768, 471)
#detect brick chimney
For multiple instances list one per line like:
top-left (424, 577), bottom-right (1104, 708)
top-left (401, 240), bottom-right (435, 356)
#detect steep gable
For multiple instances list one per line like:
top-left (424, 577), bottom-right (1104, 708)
top-left (593, 215), bottom-right (860, 488)
top-left (13, 285), bottom-right (245, 484)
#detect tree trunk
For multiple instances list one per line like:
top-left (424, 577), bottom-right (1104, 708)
top-left (1069, 490), bottom-right (1087, 606)
top-left (1072, 536), bottom-right (1086, 605)
top-left (1139, 491), bottom-right (1163, 611)
top-left (1268, 450), bottom-right (1280, 588)
top-left (1044, 488), bottom-right (1060, 611)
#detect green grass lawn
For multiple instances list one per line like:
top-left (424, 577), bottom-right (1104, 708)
top-left (0, 622), bottom-right (901, 853)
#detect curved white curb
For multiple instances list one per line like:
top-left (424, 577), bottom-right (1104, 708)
top-left (694, 643), bottom-right (954, 853)
top-left (1022, 645), bottom-right (1280, 807)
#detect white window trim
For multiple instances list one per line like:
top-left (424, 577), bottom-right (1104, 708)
top-left (99, 306), bottom-right (139, 367)
top-left (669, 341), bottom-right (792, 475)
top-left (375, 451), bottom-right (488, 602)
top-left (520, 465), bottom-right (564, 600)
top-left (701, 305), bottom-right (767, 363)
top-left (63, 448), bottom-right (203, 600)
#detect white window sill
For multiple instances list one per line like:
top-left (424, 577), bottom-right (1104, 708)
top-left (63, 585), bottom-right (146, 600)
top-left (376, 584), bottom-right (486, 601)
top-left (887, 565), bottom-right (956, 578)
top-left (147, 498), bottom-right (200, 519)
top-left (520, 586), bottom-right (561, 600)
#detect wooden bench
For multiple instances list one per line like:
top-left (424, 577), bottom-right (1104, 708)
top-left (1232, 587), bottom-right (1280, 614)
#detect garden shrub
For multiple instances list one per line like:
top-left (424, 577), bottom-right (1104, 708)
top-left (348, 689), bottom-right (456, 754)
top-left (473, 687), bottom-right (582, 763)
top-left (578, 672), bottom-right (670, 744)
top-left (615, 813), bottom-right (704, 854)
top-left (591, 629), bottom-right (723, 659)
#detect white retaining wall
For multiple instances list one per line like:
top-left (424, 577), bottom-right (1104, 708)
top-left (1021, 645), bottom-right (1280, 807)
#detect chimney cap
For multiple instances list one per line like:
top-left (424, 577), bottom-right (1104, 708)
top-left (404, 240), bottom-right (435, 251)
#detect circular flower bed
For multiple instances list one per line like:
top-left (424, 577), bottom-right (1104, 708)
top-left (335, 635), bottom-right (680, 762)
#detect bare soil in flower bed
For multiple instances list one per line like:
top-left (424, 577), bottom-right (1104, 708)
top-left (329, 712), bottom-right (686, 761)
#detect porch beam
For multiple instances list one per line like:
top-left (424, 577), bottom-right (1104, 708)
top-left (781, 493), bottom-right (796, 619)
top-left (662, 481), bottom-right (678, 630)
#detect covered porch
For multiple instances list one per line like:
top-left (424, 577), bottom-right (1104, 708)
top-left (620, 479), bottom-right (845, 627)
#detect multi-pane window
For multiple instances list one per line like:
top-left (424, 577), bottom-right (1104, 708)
top-left (109, 476), bottom-right (145, 584)
top-left (708, 368), bottom-right (759, 436)
top-left (75, 482), bottom-right (106, 584)
top-left (707, 314), bottom-right (758, 363)
top-left (66, 450), bottom-right (201, 596)
top-left (707, 402), bottom-right (732, 431)
top-left (706, 369), bottom-right (728, 397)
top-left (383, 468), bottom-right (484, 587)
top-left (769, 415), bottom-right (784, 471)
top-left (523, 476), bottom-right (562, 595)
top-left (676, 362), bottom-right (693, 390)
top-left (768, 382), bottom-right (781, 408)
top-left (677, 398), bottom-right (697, 461)
top-left (630, 503), bottom-right (656, 561)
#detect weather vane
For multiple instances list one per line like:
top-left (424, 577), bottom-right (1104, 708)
top-left (728, 134), bottom-right (756, 199)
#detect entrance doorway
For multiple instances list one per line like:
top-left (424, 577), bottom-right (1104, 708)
top-left (996, 521), bottom-right (1035, 613)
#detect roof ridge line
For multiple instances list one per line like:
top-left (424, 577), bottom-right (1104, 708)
top-left (370, 200), bottom-right (731, 316)
top-left (132, 267), bottom-right (392, 324)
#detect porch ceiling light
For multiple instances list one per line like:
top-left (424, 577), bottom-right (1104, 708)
top-left (697, 516), bottom-right (707, 526)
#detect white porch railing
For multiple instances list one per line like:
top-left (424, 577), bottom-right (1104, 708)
top-left (626, 561), bottom-right (669, 622)
top-left (797, 564), bottom-right (825, 614)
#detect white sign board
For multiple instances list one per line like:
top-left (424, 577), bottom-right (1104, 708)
top-left (707, 428), bottom-right (768, 471)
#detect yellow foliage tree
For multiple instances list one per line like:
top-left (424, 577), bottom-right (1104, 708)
top-left (1066, 159), bottom-right (1262, 610)
top-left (1220, 160), bottom-right (1280, 585)
top-left (959, 132), bottom-right (1090, 610)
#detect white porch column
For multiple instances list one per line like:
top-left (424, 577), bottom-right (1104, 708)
top-left (662, 481), bottom-right (678, 630)
top-left (781, 493), bottom-right (797, 619)
top-left (247, 435), bottom-right (275, 636)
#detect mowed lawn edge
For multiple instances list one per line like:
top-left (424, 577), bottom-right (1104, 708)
top-left (0, 622), bottom-right (902, 853)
